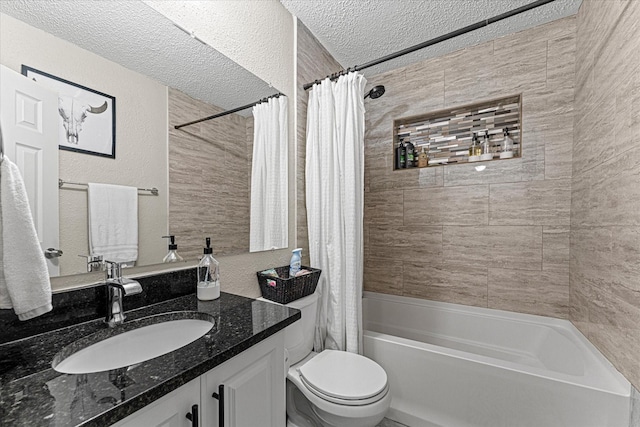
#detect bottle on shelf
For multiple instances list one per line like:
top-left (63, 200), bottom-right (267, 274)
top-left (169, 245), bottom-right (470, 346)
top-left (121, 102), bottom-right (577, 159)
top-left (418, 147), bottom-right (429, 168)
top-left (480, 131), bottom-right (492, 160)
top-left (405, 139), bottom-right (415, 168)
top-left (468, 133), bottom-right (481, 161)
top-left (396, 138), bottom-right (406, 169)
top-left (500, 127), bottom-right (515, 159)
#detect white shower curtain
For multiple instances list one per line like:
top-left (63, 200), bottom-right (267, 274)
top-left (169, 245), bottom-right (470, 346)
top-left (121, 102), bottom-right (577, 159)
top-left (250, 96), bottom-right (288, 252)
top-left (306, 72), bottom-right (366, 354)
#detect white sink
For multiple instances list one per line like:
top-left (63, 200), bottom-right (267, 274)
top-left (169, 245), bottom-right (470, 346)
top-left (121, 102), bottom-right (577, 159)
top-left (53, 314), bottom-right (214, 374)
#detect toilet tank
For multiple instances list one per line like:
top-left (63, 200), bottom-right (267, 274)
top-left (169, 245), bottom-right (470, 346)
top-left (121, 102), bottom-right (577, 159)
top-left (284, 292), bottom-right (318, 365)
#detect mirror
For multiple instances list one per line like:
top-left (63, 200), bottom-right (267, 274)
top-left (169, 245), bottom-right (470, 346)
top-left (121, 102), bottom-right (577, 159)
top-left (0, 1), bottom-right (283, 278)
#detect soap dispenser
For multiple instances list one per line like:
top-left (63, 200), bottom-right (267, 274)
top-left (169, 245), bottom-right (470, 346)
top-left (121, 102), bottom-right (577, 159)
top-left (197, 238), bottom-right (220, 300)
top-left (162, 235), bottom-right (184, 263)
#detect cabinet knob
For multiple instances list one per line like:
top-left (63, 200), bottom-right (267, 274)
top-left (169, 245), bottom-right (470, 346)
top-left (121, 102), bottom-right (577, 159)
top-left (185, 404), bottom-right (199, 427)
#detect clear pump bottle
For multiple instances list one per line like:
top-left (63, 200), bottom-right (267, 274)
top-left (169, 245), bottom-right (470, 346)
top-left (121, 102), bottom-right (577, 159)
top-left (162, 235), bottom-right (184, 263)
top-left (197, 238), bottom-right (220, 300)
top-left (500, 127), bottom-right (515, 159)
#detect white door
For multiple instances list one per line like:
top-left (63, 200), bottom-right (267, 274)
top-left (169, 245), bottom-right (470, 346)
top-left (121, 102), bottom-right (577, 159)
top-left (0, 64), bottom-right (60, 276)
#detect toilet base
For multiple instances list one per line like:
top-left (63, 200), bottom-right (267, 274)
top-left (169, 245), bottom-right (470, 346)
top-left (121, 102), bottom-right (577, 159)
top-left (286, 378), bottom-right (389, 427)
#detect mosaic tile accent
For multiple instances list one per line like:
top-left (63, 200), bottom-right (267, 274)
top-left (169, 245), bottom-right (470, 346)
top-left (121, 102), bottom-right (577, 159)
top-left (393, 95), bottom-right (521, 168)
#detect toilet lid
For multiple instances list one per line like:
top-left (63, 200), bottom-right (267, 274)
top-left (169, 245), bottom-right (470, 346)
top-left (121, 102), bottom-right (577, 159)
top-left (298, 350), bottom-right (387, 401)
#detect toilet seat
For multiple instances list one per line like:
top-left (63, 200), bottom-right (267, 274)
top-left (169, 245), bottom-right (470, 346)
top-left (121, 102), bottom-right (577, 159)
top-left (297, 350), bottom-right (388, 406)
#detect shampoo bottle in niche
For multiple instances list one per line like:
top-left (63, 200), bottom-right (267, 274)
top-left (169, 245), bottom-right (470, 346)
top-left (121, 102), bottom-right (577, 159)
top-left (162, 235), bottom-right (184, 263)
top-left (289, 248), bottom-right (302, 277)
top-left (197, 238), bottom-right (220, 300)
top-left (405, 139), bottom-right (415, 168)
top-left (395, 139), bottom-right (406, 169)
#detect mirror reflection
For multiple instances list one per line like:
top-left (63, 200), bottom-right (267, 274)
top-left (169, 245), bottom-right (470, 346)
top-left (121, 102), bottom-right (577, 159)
top-left (0, 0), bottom-right (283, 278)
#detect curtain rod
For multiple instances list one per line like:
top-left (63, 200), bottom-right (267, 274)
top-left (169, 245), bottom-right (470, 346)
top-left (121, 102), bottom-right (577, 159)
top-left (303, 0), bottom-right (556, 90)
top-left (174, 92), bottom-right (283, 129)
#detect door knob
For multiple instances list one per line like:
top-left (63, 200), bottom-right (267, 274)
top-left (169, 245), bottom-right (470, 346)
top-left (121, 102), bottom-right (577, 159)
top-left (44, 248), bottom-right (63, 258)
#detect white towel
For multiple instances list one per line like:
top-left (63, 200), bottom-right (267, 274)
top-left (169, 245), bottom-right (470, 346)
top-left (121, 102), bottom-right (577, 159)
top-left (88, 183), bottom-right (138, 265)
top-left (0, 157), bottom-right (52, 320)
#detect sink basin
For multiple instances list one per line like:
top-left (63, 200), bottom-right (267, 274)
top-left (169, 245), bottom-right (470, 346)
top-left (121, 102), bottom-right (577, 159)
top-left (52, 312), bottom-right (215, 374)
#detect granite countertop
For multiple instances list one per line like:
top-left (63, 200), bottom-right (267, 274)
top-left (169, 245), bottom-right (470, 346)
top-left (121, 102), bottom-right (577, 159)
top-left (0, 292), bottom-right (300, 426)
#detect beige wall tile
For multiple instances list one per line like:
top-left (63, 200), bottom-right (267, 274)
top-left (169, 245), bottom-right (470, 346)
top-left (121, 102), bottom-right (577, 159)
top-left (546, 28), bottom-right (577, 91)
top-left (368, 225), bottom-right (442, 260)
top-left (404, 185), bottom-right (489, 226)
top-left (488, 268), bottom-right (570, 318)
top-left (489, 180), bottom-right (571, 226)
top-left (543, 226), bottom-right (570, 271)
top-left (571, 148), bottom-right (640, 227)
top-left (403, 262), bottom-right (488, 307)
top-left (364, 257), bottom-right (403, 295)
top-left (364, 190), bottom-right (403, 225)
top-left (443, 225), bottom-right (543, 271)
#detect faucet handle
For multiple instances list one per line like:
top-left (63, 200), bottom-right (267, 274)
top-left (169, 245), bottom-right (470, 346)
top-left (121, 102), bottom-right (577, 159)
top-left (78, 254), bottom-right (104, 272)
top-left (104, 260), bottom-right (124, 280)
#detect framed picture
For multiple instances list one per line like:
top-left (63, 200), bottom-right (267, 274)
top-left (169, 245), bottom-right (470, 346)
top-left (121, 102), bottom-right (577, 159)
top-left (22, 65), bottom-right (116, 159)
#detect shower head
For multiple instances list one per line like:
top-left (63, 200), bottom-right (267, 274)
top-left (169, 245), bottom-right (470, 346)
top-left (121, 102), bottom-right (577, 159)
top-left (365, 85), bottom-right (385, 99)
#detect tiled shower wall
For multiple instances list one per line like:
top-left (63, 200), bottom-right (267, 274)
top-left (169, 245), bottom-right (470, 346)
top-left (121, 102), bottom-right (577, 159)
top-left (362, 16), bottom-right (576, 318)
top-left (296, 20), bottom-right (343, 263)
top-left (168, 88), bottom-right (251, 260)
top-left (570, 0), bottom-right (640, 390)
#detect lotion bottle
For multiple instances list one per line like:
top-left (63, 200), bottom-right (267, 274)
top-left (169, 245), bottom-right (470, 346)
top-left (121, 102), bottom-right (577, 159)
top-left (197, 238), bottom-right (220, 300)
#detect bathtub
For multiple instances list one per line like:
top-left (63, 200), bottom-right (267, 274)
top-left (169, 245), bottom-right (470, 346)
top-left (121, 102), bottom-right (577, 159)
top-left (362, 292), bottom-right (631, 427)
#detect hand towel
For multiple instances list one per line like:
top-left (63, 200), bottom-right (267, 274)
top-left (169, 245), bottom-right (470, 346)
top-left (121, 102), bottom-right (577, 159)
top-left (88, 183), bottom-right (138, 265)
top-left (0, 157), bottom-right (52, 320)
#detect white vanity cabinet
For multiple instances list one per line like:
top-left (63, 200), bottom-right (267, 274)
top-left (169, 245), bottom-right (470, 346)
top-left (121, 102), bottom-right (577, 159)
top-left (112, 377), bottom-right (200, 427)
top-left (201, 331), bottom-right (285, 427)
top-left (111, 331), bottom-right (285, 427)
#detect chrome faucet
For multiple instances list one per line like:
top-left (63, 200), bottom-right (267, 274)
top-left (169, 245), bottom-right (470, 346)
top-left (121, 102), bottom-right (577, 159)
top-left (104, 261), bottom-right (142, 327)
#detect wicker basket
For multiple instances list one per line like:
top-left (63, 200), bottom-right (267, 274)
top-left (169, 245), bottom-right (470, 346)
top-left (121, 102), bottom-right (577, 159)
top-left (257, 265), bottom-right (321, 304)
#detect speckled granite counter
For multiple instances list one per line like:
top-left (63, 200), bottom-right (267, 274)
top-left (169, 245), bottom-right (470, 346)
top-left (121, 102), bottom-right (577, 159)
top-left (0, 291), bottom-right (300, 426)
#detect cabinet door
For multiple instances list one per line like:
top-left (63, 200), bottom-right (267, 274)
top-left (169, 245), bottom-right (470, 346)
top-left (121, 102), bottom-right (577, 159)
top-left (112, 378), bottom-right (200, 427)
top-left (202, 332), bottom-right (285, 427)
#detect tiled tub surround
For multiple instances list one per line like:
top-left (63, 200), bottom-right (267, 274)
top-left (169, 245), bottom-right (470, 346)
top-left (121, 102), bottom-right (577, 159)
top-left (363, 16), bottom-right (576, 319)
top-left (393, 95), bottom-right (521, 168)
top-left (0, 269), bottom-right (300, 426)
top-left (570, 0), bottom-right (640, 391)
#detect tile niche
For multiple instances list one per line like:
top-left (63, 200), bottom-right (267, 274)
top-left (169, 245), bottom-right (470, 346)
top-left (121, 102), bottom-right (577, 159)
top-left (393, 94), bottom-right (522, 169)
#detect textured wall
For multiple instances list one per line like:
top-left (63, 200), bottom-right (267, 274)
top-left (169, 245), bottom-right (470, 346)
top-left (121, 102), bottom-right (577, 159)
top-left (296, 21), bottom-right (344, 263)
top-left (168, 88), bottom-right (251, 260)
top-left (363, 17), bottom-right (576, 319)
top-left (0, 13), bottom-right (168, 277)
top-left (570, 0), bottom-right (640, 390)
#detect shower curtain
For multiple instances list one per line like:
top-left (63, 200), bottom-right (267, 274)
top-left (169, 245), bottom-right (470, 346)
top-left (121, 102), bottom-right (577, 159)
top-left (250, 96), bottom-right (288, 252)
top-left (306, 72), bottom-right (367, 354)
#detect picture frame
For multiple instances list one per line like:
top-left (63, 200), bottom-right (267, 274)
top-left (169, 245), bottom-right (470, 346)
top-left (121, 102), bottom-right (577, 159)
top-left (22, 65), bottom-right (116, 159)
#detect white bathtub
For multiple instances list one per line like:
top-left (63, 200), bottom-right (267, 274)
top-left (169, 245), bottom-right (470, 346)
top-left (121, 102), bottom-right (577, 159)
top-left (362, 292), bottom-right (631, 427)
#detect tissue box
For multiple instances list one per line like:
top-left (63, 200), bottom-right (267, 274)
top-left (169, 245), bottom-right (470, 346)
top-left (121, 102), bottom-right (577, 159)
top-left (256, 265), bottom-right (321, 304)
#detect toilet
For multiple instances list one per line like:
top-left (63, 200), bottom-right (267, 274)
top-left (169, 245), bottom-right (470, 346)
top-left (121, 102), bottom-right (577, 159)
top-left (274, 292), bottom-right (391, 427)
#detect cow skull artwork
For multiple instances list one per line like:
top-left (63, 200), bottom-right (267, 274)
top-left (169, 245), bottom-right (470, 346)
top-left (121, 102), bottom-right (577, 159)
top-left (57, 96), bottom-right (108, 145)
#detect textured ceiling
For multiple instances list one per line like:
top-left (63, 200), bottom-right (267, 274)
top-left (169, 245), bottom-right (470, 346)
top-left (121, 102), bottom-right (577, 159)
top-left (0, 0), bottom-right (275, 117)
top-left (281, 0), bottom-right (582, 77)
